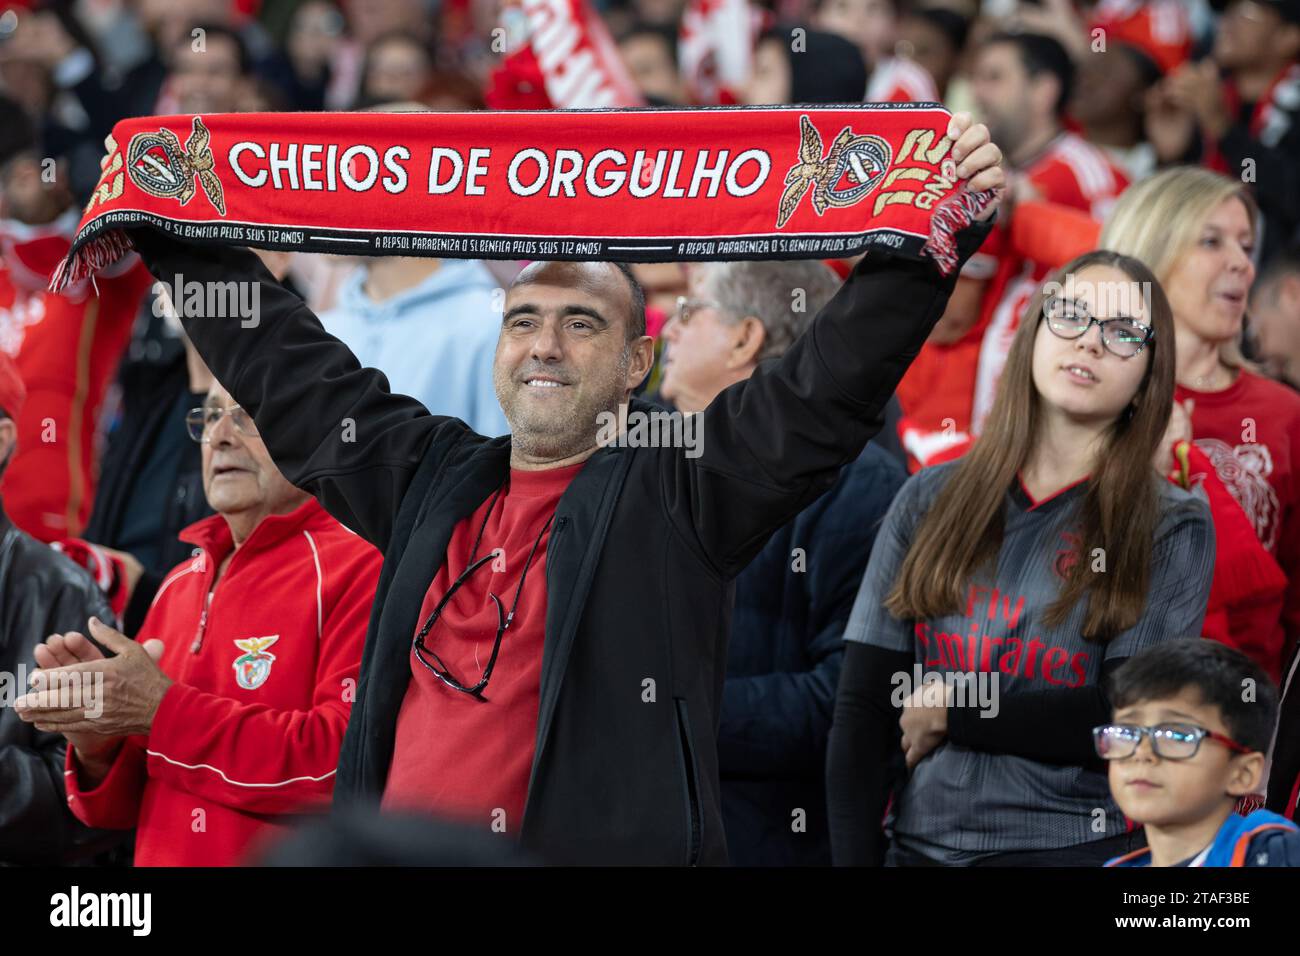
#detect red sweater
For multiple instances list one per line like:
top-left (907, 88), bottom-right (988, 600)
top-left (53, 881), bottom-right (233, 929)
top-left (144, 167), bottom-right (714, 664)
top-left (1178, 372), bottom-right (1300, 659)
top-left (382, 462), bottom-right (582, 834)
top-left (0, 255), bottom-right (152, 540)
top-left (64, 499), bottom-right (381, 866)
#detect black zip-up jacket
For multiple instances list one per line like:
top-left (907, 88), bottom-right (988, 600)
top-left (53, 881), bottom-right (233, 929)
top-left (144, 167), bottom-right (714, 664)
top-left (0, 508), bottom-right (121, 864)
top-left (130, 221), bottom-right (988, 865)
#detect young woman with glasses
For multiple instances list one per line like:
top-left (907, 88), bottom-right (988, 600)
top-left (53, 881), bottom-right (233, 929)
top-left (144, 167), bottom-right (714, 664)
top-left (951, 171), bottom-right (1290, 685)
top-left (827, 250), bottom-right (1215, 866)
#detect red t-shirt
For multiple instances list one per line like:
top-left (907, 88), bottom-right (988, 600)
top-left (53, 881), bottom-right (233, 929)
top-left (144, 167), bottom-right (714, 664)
top-left (381, 461), bottom-right (583, 833)
top-left (1177, 372), bottom-right (1300, 651)
top-left (0, 257), bottom-right (153, 540)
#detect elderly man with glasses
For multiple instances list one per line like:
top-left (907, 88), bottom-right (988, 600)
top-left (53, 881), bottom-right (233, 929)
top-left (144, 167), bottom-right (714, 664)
top-left (658, 260), bottom-right (908, 866)
top-left (17, 383), bottom-right (382, 866)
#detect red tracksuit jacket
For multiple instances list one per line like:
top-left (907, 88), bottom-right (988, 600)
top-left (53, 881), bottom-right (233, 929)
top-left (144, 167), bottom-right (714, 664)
top-left (64, 498), bottom-right (381, 865)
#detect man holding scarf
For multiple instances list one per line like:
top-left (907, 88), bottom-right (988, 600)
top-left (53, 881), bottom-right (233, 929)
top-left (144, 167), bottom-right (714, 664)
top-left (49, 111), bottom-right (1002, 864)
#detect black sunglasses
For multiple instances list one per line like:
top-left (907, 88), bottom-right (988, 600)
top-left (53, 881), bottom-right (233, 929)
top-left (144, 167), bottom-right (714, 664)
top-left (412, 551), bottom-right (511, 699)
top-left (411, 486), bottom-right (552, 700)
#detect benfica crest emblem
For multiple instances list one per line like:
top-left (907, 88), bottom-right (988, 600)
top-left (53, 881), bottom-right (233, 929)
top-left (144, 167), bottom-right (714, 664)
top-left (232, 635), bottom-right (279, 690)
top-left (125, 117), bottom-right (227, 216)
top-left (776, 115), bottom-right (892, 228)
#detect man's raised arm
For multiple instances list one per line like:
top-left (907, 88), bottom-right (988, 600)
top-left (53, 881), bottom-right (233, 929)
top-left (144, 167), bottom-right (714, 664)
top-left (678, 118), bottom-right (1003, 578)
top-left (129, 229), bottom-right (460, 551)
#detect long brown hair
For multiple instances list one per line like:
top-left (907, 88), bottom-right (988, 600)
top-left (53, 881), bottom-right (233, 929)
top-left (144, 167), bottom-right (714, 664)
top-left (886, 251), bottom-right (1178, 643)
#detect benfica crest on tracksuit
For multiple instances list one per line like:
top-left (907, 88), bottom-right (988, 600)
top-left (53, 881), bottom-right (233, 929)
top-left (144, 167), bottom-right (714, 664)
top-left (233, 635), bottom-right (280, 690)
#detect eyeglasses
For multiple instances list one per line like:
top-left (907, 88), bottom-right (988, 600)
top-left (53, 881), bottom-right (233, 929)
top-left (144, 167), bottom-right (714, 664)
top-left (186, 405), bottom-right (259, 443)
top-left (671, 296), bottom-right (727, 327)
top-left (1092, 723), bottom-right (1254, 761)
top-left (411, 486), bottom-right (552, 700)
top-left (1041, 297), bottom-right (1154, 359)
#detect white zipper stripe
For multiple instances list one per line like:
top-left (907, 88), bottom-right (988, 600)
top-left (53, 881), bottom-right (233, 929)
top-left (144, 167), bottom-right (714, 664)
top-left (151, 563), bottom-right (200, 609)
top-left (302, 530), bottom-right (323, 641)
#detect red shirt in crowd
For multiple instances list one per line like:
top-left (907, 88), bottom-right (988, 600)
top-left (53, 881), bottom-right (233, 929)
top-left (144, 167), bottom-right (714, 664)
top-left (1177, 372), bottom-right (1300, 657)
top-left (1089, 0), bottom-right (1192, 74)
top-left (382, 461), bottom-right (583, 834)
top-left (0, 252), bottom-right (152, 540)
top-left (866, 57), bottom-right (939, 105)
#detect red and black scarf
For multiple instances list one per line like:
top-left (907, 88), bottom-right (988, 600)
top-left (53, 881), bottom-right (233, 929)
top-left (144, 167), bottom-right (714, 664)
top-left (1224, 61), bottom-right (1300, 146)
top-left (51, 106), bottom-right (995, 291)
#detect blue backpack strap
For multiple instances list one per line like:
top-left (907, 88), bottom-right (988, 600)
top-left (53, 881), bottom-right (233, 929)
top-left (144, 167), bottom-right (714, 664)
top-left (1205, 809), bottom-right (1298, 867)
top-left (1105, 846), bottom-right (1151, 867)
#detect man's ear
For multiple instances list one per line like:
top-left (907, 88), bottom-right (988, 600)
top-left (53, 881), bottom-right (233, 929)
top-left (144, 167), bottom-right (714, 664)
top-left (1032, 74), bottom-right (1062, 124)
top-left (625, 335), bottom-right (656, 392)
top-left (729, 316), bottom-right (767, 369)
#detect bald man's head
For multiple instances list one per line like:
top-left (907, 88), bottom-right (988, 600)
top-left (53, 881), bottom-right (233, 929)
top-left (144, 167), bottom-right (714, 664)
top-left (510, 261), bottom-right (647, 341)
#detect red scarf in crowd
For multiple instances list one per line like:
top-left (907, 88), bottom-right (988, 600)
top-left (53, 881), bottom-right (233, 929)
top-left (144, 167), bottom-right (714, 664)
top-left (51, 106), bottom-right (995, 291)
top-left (0, 210), bottom-right (78, 293)
top-left (486, 0), bottom-right (642, 109)
top-left (1224, 61), bottom-right (1300, 146)
top-left (1201, 61), bottom-right (1300, 175)
top-left (679, 0), bottom-right (765, 105)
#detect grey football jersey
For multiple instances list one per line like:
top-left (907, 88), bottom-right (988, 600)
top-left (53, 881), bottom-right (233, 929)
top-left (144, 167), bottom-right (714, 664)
top-left (844, 462), bottom-right (1215, 863)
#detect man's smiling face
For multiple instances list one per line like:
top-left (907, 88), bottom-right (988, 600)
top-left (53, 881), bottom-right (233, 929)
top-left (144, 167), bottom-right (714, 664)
top-left (494, 261), bottom-right (653, 463)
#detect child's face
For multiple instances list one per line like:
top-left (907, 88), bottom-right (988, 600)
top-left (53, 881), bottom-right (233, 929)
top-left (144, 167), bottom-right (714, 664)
top-left (1108, 690), bottom-right (1262, 828)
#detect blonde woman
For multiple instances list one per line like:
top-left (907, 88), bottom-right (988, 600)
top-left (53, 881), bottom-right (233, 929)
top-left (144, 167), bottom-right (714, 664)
top-left (827, 251), bottom-right (1214, 866)
top-left (1100, 167), bottom-right (1300, 676)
